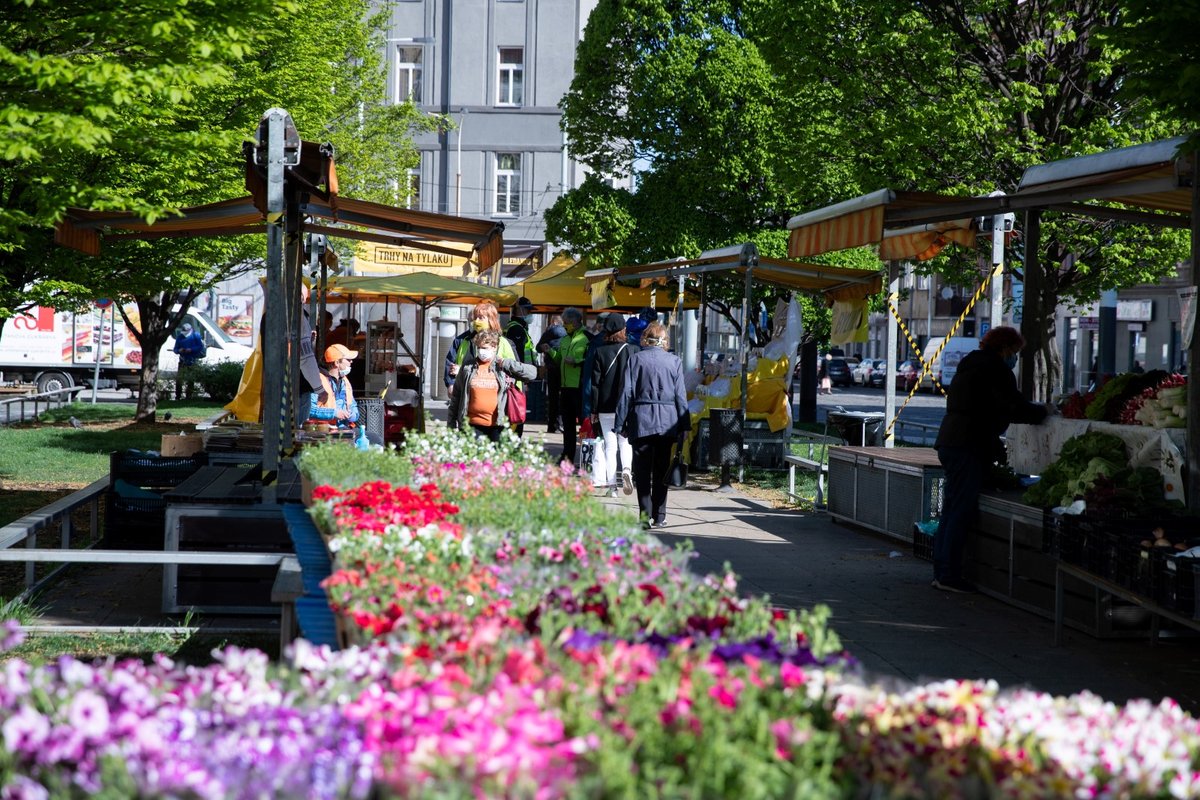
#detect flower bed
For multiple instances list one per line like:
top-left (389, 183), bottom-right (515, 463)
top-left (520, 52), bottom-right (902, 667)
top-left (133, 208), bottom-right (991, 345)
top-left (4, 429), bottom-right (1200, 797)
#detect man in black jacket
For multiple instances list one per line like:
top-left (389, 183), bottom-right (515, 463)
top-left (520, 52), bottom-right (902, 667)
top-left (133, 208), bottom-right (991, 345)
top-left (932, 326), bottom-right (1053, 593)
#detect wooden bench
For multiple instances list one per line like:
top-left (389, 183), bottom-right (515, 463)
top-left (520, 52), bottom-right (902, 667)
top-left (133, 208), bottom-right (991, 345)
top-left (785, 430), bottom-right (844, 507)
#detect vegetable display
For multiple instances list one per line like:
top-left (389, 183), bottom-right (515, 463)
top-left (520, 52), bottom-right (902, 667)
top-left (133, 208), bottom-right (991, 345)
top-left (1022, 431), bottom-right (1167, 509)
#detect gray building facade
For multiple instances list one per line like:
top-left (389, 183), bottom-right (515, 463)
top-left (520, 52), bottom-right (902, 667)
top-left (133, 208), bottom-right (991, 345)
top-left (383, 0), bottom-right (605, 276)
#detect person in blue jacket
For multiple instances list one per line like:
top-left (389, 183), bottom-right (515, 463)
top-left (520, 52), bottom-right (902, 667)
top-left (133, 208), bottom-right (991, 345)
top-left (614, 321), bottom-right (690, 529)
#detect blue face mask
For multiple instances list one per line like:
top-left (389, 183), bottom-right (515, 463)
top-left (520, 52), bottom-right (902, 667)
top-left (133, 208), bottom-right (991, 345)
top-left (1003, 354), bottom-right (1018, 369)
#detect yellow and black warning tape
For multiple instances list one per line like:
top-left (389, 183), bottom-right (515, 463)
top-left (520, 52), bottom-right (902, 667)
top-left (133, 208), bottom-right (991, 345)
top-left (884, 264), bottom-right (1001, 441)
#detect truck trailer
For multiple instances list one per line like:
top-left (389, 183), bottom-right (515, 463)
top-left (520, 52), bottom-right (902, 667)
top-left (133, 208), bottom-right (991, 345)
top-left (0, 305), bottom-right (253, 393)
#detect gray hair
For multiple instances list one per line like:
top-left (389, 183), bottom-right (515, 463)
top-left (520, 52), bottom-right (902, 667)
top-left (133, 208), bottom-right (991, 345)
top-left (562, 307), bottom-right (583, 326)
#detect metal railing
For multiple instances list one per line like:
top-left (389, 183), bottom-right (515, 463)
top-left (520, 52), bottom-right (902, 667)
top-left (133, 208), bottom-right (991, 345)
top-left (0, 386), bottom-right (86, 425)
top-left (0, 477), bottom-right (107, 600)
top-left (891, 419), bottom-right (940, 446)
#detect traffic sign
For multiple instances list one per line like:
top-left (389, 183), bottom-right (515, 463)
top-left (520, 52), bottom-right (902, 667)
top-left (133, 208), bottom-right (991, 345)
top-left (95, 298), bottom-right (113, 309)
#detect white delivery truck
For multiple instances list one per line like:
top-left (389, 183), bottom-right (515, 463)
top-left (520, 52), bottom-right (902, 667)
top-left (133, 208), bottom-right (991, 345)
top-left (0, 304), bottom-right (253, 393)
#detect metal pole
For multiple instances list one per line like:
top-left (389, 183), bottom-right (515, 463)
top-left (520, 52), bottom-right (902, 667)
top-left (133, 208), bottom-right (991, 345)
top-left (1187, 153), bottom-right (1200, 512)
top-left (990, 218), bottom-right (1005, 331)
top-left (1019, 210), bottom-right (1041, 401)
top-left (456, 108), bottom-right (467, 216)
top-left (883, 260), bottom-right (900, 448)
top-left (738, 253), bottom-right (754, 483)
top-left (1098, 289), bottom-right (1118, 378)
top-left (90, 306), bottom-right (104, 404)
top-left (261, 111), bottom-right (287, 502)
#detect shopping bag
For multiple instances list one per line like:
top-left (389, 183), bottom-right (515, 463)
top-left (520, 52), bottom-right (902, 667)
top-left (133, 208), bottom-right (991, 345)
top-left (579, 436), bottom-right (596, 473)
top-left (590, 430), bottom-right (609, 487)
top-left (667, 454), bottom-right (688, 488)
top-left (506, 382), bottom-right (527, 424)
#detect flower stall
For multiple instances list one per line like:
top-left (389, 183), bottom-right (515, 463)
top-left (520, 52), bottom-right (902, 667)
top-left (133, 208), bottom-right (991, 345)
top-left (7, 427), bottom-right (1200, 797)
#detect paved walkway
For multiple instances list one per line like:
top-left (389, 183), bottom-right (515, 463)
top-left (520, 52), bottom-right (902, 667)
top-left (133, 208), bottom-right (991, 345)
top-left (31, 413), bottom-right (1200, 712)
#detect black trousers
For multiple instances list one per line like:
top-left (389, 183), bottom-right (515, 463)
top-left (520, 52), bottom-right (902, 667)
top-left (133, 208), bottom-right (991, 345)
top-left (632, 434), bottom-right (676, 524)
top-left (934, 445), bottom-right (986, 582)
top-left (470, 424), bottom-right (503, 442)
top-left (559, 386), bottom-right (582, 465)
top-left (546, 369), bottom-right (562, 432)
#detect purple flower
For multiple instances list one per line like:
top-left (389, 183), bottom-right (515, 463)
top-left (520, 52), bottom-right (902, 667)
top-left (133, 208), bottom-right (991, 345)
top-left (1, 619), bottom-right (25, 652)
top-left (67, 690), bottom-right (111, 741)
top-left (2, 705), bottom-right (50, 754)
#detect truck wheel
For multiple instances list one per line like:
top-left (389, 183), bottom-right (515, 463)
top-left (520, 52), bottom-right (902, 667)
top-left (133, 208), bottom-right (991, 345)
top-left (37, 371), bottom-right (74, 394)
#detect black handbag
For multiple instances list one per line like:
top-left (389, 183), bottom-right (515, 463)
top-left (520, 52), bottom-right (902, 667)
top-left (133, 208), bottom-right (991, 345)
top-left (667, 455), bottom-right (688, 488)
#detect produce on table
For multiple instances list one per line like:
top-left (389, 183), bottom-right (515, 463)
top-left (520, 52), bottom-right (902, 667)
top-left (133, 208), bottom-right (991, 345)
top-left (1022, 431), bottom-right (1167, 509)
top-left (1083, 370), bottom-right (1170, 423)
top-left (1121, 374), bottom-right (1188, 428)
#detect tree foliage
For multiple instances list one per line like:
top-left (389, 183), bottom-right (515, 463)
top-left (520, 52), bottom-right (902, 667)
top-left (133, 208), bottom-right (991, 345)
top-left (1, 0), bottom-right (434, 418)
top-left (553, 0), bottom-right (1191, 391)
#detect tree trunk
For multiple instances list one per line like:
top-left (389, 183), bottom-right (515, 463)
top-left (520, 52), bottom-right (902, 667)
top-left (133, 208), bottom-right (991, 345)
top-left (136, 342), bottom-right (161, 421)
top-left (125, 291), bottom-right (196, 421)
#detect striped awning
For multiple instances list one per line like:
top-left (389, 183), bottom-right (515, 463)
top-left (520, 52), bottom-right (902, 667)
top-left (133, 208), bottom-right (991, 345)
top-left (786, 189), bottom-right (979, 261)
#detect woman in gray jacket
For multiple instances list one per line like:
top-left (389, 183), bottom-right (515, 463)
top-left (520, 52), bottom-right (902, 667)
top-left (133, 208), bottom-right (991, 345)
top-left (447, 331), bottom-right (537, 442)
top-left (614, 322), bottom-right (690, 528)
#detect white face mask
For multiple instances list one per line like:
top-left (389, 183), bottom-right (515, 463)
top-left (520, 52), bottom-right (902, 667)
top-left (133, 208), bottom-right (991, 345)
top-left (477, 348), bottom-right (496, 363)
top-left (338, 368), bottom-right (351, 377)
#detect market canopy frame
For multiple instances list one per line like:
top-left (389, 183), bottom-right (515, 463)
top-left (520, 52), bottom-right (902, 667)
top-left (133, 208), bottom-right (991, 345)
top-left (512, 256), bottom-right (701, 312)
top-left (52, 108), bottom-right (508, 498)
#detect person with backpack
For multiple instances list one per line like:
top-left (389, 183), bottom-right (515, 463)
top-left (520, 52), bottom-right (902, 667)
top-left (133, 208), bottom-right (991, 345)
top-left (536, 314), bottom-right (567, 433)
top-left (590, 314), bottom-right (638, 496)
top-left (172, 321), bottom-right (207, 399)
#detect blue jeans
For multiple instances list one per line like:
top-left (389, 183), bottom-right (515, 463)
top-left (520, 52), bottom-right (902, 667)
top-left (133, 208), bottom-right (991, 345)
top-left (934, 446), bottom-right (987, 582)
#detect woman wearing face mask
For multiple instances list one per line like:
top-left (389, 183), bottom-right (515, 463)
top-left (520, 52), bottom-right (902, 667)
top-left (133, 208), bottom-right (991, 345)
top-left (931, 326), bottom-right (1054, 594)
top-left (309, 344), bottom-right (361, 433)
top-left (447, 331), bottom-right (537, 442)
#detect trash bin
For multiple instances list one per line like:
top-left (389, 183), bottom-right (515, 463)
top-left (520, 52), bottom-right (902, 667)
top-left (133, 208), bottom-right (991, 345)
top-left (709, 408), bottom-right (744, 466)
top-left (357, 398), bottom-right (385, 445)
top-left (826, 411), bottom-right (885, 446)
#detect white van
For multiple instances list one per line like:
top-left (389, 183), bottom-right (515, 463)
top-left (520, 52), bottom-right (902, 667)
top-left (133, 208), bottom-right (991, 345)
top-left (918, 337), bottom-right (979, 392)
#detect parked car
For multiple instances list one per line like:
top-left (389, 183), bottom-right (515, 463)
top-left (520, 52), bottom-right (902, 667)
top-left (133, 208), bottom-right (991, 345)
top-left (826, 357), bottom-right (857, 387)
top-left (864, 359), bottom-right (889, 388)
top-left (851, 359), bottom-right (875, 385)
top-left (895, 359), bottom-right (920, 392)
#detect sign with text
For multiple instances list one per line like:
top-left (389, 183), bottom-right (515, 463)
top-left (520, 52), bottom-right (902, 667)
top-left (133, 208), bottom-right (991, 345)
top-left (217, 295), bottom-right (255, 343)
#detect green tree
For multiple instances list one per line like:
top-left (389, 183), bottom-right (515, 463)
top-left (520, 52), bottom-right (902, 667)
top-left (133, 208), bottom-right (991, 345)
top-left (0, 0), bottom-right (276, 322)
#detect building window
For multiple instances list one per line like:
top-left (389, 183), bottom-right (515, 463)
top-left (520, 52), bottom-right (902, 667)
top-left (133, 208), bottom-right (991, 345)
top-left (395, 46), bottom-right (423, 104)
top-left (405, 169), bottom-right (421, 210)
top-left (495, 153), bottom-right (521, 216)
top-left (497, 47), bottom-right (524, 106)
top-left (916, 274), bottom-right (930, 290)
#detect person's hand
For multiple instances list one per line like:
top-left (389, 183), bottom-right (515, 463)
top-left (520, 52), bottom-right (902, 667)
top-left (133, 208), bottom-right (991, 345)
top-left (537, 343), bottom-right (549, 354)
top-left (449, 364), bottom-right (459, 377)
top-left (335, 408), bottom-right (351, 421)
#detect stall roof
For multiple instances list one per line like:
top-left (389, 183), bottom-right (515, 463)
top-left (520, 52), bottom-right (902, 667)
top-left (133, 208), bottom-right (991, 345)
top-left (513, 256), bottom-right (699, 311)
top-left (54, 140), bottom-right (506, 271)
top-left (596, 250), bottom-right (883, 301)
top-left (324, 272), bottom-right (517, 307)
top-left (785, 189), bottom-right (980, 260)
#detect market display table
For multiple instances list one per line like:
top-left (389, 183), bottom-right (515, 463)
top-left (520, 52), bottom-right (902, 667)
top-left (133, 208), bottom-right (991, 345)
top-left (1054, 561), bottom-right (1200, 646)
top-left (827, 447), bottom-right (944, 542)
top-left (162, 463), bottom-right (301, 504)
top-left (1007, 417), bottom-right (1186, 502)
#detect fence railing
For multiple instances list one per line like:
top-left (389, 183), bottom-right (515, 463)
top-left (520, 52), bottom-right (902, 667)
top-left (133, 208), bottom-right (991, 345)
top-left (0, 386), bottom-right (86, 425)
top-left (0, 477), bottom-right (107, 600)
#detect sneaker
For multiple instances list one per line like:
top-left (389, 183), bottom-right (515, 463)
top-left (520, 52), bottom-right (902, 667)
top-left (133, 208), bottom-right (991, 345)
top-left (620, 470), bottom-right (634, 496)
top-left (653, 517), bottom-right (667, 529)
top-left (931, 578), bottom-right (977, 594)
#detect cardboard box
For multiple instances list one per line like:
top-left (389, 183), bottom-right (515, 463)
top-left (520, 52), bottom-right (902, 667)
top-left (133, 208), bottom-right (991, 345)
top-left (161, 433), bottom-right (204, 457)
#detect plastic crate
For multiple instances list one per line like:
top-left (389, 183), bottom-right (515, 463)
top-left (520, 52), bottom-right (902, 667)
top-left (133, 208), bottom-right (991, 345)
top-left (110, 450), bottom-right (208, 489)
top-left (911, 523), bottom-right (935, 562)
top-left (103, 492), bottom-right (168, 549)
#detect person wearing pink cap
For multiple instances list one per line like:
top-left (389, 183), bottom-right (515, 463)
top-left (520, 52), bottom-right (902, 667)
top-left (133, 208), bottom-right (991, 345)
top-left (308, 343), bottom-right (360, 431)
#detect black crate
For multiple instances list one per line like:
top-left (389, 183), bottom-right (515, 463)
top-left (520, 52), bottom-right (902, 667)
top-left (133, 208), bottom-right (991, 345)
top-left (912, 525), bottom-right (935, 562)
top-left (110, 450), bottom-right (208, 489)
top-left (1153, 554), bottom-right (1200, 615)
top-left (103, 492), bottom-right (168, 549)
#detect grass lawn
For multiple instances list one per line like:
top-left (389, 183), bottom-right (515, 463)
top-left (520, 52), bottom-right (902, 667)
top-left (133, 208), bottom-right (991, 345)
top-left (0, 399), bottom-right (224, 493)
top-left (0, 398), bottom-right (284, 665)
